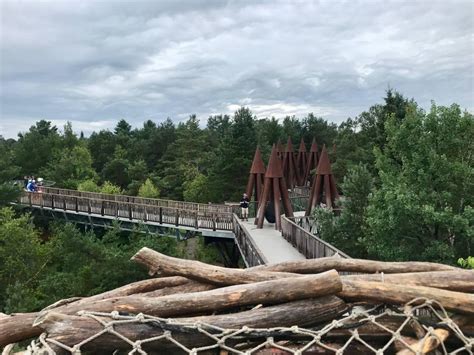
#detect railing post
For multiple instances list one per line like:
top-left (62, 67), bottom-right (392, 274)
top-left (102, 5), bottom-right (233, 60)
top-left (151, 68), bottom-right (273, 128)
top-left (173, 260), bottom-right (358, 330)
top-left (51, 195), bottom-right (54, 209)
top-left (195, 212), bottom-right (198, 229)
top-left (175, 210), bottom-right (179, 226)
top-left (115, 202), bottom-right (118, 217)
top-left (101, 201), bottom-right (104, 216)
top-left (159, 207), bottom-right (163, 224)
top-left (129, 203), bottom-right (132, 220)
top-left (143, 206), bottom-right (147, 222)
top-left (28, 193), bottom-right (32, 207)
top-left (88, 199), bottom-right (91, 214)
top-left (75, 197), bottom-right (78, 213)
top-left (212, 213), bottom-right (217, 231)
top-left (63, 198), bottom-right (66, 211)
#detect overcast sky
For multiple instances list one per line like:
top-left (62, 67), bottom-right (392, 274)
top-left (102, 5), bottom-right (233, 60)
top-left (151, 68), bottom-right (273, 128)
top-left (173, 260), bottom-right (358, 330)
top-left (1, 0), bottom-right (473, 138)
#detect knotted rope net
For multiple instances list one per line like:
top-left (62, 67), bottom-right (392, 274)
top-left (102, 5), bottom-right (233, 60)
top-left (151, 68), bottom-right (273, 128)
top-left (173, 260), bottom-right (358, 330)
top-left (24, 298), bottom-right (473, 354)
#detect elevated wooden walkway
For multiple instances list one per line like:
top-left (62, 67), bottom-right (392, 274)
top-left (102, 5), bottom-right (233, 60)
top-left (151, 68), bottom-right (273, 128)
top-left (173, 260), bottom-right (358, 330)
top-left (18, 187), bottom-right (348, 266)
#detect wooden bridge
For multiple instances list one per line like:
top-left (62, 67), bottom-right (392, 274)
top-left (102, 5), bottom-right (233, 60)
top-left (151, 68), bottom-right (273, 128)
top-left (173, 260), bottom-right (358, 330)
top-left (18, 187), bottom-right (348, 266)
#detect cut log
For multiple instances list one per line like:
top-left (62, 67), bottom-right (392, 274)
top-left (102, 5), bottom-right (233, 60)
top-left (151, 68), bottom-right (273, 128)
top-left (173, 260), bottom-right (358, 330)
top-left (345, 270), bottom-right (474, 292)
top-left (140, 279), bottom-right (216, 297)
top-left (0, 276), bottom-right (190, 347)
top-left (132, 247), bottom-right (295, 285)
top-left (0, 313), bottom-right (40, 348)
top-left (37, 296), bottom-right (347, 352)
top-left (44, 271), bottom-right (342, 318)
top-left (339, 280), bottom-right (474, 314)
top-left (251, 257), bottom-right (459, 274)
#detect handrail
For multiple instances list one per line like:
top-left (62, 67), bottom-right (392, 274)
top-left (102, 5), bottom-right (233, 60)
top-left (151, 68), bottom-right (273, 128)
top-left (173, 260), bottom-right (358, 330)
top-left (42, 187), bottom-right (233, 214)
top-left (232, 215), bottom-right (267, 267)
top-left (20, 192), bottom-right (234, 231)
top-left (281, 215), bottom-right (350, 259)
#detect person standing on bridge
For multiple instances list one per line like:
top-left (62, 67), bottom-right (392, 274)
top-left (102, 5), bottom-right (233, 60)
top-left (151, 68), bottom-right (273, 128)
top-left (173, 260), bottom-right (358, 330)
top-left (240, 193), bottom-right (250, 221)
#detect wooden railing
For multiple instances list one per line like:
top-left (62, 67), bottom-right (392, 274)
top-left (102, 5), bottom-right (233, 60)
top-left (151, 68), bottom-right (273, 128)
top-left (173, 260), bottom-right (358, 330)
top-left (233, 215), bottom-right (267, 267)
top-left (281, 215), bottom-right (350, 259)
top-left (20, 191), bottom-right (234, 231)
top-left (42, 187), bottom-right (233, 214)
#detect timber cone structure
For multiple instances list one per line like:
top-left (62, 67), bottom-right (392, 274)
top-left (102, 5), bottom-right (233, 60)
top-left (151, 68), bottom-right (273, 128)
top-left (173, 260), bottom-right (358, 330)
top-left (276, 140), bottom-right (285, 160)
top-left (296, 138), bottom-right (308, 186)
top-left (306, 144), bottom-right (339, 215)
top-left (256, 145), bottom-right (294, 230)
top-left (304, 138), bottom-right (319, 185)
top-left (281, 137), bottom-right (299, 189)
top-left (245, 146), bottom-right (266, 205)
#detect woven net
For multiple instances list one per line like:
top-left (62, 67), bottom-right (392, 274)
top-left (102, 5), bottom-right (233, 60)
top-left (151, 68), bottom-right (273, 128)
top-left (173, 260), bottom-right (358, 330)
top-left (23, 298), bottom-right (473, 355)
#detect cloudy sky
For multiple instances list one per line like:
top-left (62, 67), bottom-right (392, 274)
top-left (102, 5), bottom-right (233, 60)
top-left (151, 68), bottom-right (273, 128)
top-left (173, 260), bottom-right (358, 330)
top-left (1, 0), bottom-right (473, 138)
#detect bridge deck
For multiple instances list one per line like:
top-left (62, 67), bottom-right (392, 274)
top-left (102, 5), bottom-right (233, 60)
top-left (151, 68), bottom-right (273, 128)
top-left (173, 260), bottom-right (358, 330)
top-left (239, 218), bottom-right (306, 263)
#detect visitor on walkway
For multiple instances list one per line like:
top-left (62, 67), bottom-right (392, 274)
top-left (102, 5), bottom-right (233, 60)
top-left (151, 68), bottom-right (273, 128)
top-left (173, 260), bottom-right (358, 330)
top-left (240, 193), bottom-right (249, 221)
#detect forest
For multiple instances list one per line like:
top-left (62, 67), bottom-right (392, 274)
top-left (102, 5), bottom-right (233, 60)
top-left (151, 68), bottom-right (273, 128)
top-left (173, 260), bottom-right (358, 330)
top-left (0, 90), bottom-right (472, 314)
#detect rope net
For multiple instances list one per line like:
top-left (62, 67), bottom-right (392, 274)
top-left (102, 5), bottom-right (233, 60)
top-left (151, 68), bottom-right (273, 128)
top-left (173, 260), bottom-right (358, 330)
top-left (25, 298), bottom-right (472, 355)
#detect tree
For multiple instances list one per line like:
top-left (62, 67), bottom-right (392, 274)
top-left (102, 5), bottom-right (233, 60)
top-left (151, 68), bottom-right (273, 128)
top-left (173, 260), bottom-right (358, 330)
top-left (364, 103), bottom-right (473, 263)
top-left (0, 208), bottom-right (51, 312)
top-left (100, 181), bottom-right (122, 195)
top-left (102, 146), bottom-right (131, 188)
top-left (0, 137), bottom-right (20, 183)
top-left (138, 178), bottom-right (160, 199)
top-left (313, 164), bottom-right (373, 258)
top-left (13, 120), bottom-right (61, 176)
top-left (77, 179), bottom-right (101, 193)
top-left (41, 145), bottom-right (98, 189)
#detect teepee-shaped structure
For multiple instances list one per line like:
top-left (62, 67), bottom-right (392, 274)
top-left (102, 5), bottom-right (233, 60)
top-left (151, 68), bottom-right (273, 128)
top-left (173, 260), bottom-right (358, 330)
top-left (277, 140), bottom-right (285, 160)
top-left (281, 137), bottom-right (299, 189)
top-left (305, 145), bottom-right (339, 216)
top-left (296, 138), bottom-right (307, 186)
top-left (256, 145), bottom-right (294, 230)
top-left (245, 147), bottom-right (266, 205)
top-left (304, 138), bottom-right (319, 186)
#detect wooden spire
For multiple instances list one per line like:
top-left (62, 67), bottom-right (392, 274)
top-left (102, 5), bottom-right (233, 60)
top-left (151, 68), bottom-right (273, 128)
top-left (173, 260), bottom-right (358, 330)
top-left (296, 138), bottom-right (307, 186)
top-left (281, 137), bottom-right (300, 189)
top-left (304, 138), bottom-right (319, 186)
top-left (305, 144), bottom-right (339, 216)
top-left (277, 140), bottom-right (285, 160)
top-left (256, 145), bottom-right (294, 230)
top-left (245, 147), bottom-right (266, 205)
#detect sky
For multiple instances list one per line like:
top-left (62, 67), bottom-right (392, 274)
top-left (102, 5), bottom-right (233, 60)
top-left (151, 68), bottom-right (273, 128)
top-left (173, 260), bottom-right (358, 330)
top-left (1, 0), bottom-right (473, 139)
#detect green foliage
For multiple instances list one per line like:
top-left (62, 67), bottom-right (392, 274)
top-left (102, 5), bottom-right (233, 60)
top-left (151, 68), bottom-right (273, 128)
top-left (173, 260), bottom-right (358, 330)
top-left (0, 137), bottom-right (20, 182)
top-left (100, 181), bottom-right (123, 195)
top-left (41, 144), bottom-right (98, 189)
top-left (77, 179), bottom-right (101, 193)
top-left (364, 103), bottom-right (473, 263)
top-left (0, 208), bottom-right (51, 312)
top-left (458, 257), bottom-right (474, 269)
top-left (312, 164), bottom-right (373, 258)
top-left (0, 183), bottom-right (21, 206)
top-left (138, 178), bottom-right (160, 199)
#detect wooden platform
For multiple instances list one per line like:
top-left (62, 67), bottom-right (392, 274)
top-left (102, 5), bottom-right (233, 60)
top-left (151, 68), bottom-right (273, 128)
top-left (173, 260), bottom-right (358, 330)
top-left (239, 218), bottom-right (306, 264)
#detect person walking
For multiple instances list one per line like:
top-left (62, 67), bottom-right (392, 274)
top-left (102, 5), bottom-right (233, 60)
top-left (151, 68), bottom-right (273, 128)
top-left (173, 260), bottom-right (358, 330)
top-left (240, 193), bottom-right (250, 221)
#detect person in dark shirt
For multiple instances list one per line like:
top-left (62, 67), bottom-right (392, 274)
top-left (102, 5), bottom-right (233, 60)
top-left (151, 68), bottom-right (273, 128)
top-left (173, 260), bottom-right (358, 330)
top-left (240, 193), bottom-right (250, 221)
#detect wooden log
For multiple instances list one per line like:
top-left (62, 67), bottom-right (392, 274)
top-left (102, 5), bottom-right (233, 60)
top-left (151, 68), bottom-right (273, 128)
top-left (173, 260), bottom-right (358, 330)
top-left (0, 276), bottom-right (190, 347)
top-left (140, 279), bottom-right (216, 297)
top-left (131, 247), bottom-right (295, 285)
top-left (339, 280), bottom-right (474, 314)
top-left (0, 313), bottom-right (40, 348)
top-left (250, 256), bottom-right (459, 274)
top-left (45, 271), bottom-right (342, 318)
top-left (344, 270), bottom-right (474, 292)
top-left (36, 297), bottom-right (346, 353)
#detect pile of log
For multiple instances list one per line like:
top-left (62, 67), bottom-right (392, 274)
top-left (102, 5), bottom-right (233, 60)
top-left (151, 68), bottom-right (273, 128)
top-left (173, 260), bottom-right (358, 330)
top-left (1, 248), bottom-right (473, 354)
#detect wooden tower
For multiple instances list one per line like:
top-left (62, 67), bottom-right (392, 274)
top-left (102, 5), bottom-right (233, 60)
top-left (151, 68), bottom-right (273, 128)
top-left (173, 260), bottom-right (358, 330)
top-left (304, 138), bottom-right (319, 186)
top-left (281, 137), bottom-right (299, 189)
top-left (296, 138), bottom-right (307, 186)
top-left (277, 140), bottom-right (285, 160)
top-left (245, 146), bottom-right (266, 205)
top-left (305, 144), bottom-right (339, 216)
top-left (256, 145), bottom-right (294, 230)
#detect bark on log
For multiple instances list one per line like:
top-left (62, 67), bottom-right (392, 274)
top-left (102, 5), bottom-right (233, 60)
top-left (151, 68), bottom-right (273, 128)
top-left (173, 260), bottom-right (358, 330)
top-left (339, 280), bottom-right (474, 314)
top-left (0, 276), bottom-right (190, 347)
top-left (37, 296), bottom-right (347, 350)
top-left (0, 313), bottom-right (40, 348)
top-left (131, 247), bottom-right (294, 285)
top-left (140, 279), bottom-right (216, 297)
top-left (42, 271), bottom-right (342, 318)
top-left (345, 270), bottom-right (474, 292)
top-left (251, 256), bottom-right (459, 274)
